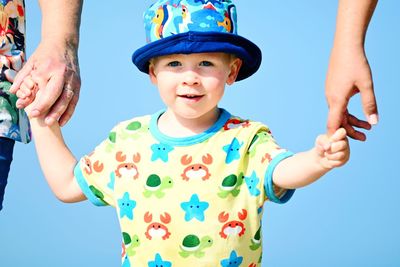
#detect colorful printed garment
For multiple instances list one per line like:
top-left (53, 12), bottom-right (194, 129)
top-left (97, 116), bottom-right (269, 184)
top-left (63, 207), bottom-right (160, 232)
top-left (0, 0), bottom-right (30, 143)
top-left (75, 109), bottom-right (295, 266)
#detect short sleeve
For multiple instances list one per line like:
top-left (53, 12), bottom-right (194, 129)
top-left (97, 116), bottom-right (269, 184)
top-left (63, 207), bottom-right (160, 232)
top-left (74, 127), bottom-right (119, 207)
top-left (245, 127), bottom-right (295, 204)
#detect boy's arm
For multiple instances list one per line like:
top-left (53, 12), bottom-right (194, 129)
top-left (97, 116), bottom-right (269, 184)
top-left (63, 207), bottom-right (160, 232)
top-left (29, 117), bottom-right (86, 203)
top-left (273, 128), bottom-right (349, 189)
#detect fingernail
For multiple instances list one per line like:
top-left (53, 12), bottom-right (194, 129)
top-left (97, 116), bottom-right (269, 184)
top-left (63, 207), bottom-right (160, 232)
top-left (368, 114), bottom-right (379, 125)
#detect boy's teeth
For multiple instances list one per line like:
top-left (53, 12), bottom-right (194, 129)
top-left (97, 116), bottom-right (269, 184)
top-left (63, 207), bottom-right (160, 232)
top-left (179, 94), bottom-right (201, 98)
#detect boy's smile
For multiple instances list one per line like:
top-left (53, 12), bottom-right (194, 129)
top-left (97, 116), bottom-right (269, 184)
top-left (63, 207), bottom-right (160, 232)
top-left (177, 93), bottom-right (204, 102)
top-left (149, 52), bottom-right (242, 136)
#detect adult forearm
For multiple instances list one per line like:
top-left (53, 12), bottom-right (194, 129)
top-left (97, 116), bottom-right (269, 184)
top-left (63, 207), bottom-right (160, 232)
top-left (38, 0), bottom-right (83, 48)
top-left (334, 0), bottom-right (378, 47)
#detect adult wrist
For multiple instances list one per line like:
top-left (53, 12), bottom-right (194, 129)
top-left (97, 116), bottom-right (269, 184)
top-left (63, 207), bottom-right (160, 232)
top-left (41, 34), bottom-right (79, 51)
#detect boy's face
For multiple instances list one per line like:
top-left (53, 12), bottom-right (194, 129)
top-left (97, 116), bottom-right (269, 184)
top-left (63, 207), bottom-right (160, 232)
top-left (149, 52), bottom-right (242, 122)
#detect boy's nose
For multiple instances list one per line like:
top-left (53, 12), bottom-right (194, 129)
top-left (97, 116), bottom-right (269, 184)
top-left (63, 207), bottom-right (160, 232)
top-left (182, 70), bottom-right (200, 86)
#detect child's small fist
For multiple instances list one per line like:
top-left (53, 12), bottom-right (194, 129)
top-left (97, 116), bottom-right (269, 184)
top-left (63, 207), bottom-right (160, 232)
top-left (316, 128), bottom-right (350, 169)
top-left (18, 76), bottom-right (39, 117)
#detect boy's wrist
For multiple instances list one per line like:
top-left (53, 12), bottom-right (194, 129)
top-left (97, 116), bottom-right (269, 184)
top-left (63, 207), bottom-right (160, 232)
top-left (28, 116), bottom-right (47, 128)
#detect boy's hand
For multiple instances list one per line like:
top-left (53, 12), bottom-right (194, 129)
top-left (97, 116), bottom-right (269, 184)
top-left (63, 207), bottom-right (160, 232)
top-left (17, 76), bottom-right (40, 118)
top-left (315, 128), bottom-right (350, 170)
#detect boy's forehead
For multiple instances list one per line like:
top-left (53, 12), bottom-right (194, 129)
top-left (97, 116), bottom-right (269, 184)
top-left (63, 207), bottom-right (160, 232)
top-left (153, 52), bottom-right (232, 61)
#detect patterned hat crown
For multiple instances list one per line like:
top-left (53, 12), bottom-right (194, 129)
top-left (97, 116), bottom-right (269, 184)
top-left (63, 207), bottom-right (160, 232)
top-left (144, 0), bottom-right (238, 43)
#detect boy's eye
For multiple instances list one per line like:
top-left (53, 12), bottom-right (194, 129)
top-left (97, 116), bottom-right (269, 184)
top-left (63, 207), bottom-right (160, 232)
top-left (199, 61), bottom-right (213, 67)
top-left (167, 61), bottom-right (181, 67)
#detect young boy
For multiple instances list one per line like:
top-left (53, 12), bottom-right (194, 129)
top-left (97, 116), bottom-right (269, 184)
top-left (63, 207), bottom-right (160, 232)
top-left (22, 0), bottom-right (349, 266)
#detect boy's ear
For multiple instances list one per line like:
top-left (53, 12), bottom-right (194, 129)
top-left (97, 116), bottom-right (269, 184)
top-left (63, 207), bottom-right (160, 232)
top-left (226, 58), bottom-right (243, 85)
top-left (149, 63), bottom-right (158, 85)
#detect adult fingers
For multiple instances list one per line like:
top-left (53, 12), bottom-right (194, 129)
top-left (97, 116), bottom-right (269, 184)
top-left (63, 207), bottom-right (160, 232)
top-left (29, 73), bottom-right (64, 117)
top-left (359, 83), bottom-right (379, 125)
top-left (58, 92), bottom-right (79, 126)
top-left (347, 113), bottom-right (371, 130)
top-left (326, 102), bottom-right (346, 137)
top-left (44, 87), bottom-right (76, 125)
top-left (342, 121), bottom-right (366, 141)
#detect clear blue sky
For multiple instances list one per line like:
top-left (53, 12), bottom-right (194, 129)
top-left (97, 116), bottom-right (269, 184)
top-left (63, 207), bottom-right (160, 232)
top-left (1, 1), bottom-right (399, 266)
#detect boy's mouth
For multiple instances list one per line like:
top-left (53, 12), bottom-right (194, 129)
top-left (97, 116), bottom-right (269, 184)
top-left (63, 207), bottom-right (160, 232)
top-left (178, 94), bottom-right (203, 100)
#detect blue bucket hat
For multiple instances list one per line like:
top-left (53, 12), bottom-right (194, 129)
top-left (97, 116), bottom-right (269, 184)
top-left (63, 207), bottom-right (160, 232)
top-left (132, 0), bottom-right (262, 81)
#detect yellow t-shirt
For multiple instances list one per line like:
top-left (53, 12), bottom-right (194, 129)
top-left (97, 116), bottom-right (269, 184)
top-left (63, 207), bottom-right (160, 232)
top-left (74, 109), bottom-right (294, 267)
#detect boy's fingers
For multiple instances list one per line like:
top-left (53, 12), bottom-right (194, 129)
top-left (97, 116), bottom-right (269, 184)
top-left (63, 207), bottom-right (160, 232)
top-left (19, 79), bottom-right (36, 97)
top-left (324, 159), bottom-right (345, 168)
top-left (16, 89), bottom-right (27, 99)
top-left (22, 75), bottom-right (35, 89)
top-left (325, 151), bottom-right (347, 162)
top-left (316, 134), bottom-right (331, 154)
top-left (329, 128), bottom-right (347, 142)
top-left (315, 143), bottom-right (325, 156)
top-left (330, 140), bottom-right (348, 153)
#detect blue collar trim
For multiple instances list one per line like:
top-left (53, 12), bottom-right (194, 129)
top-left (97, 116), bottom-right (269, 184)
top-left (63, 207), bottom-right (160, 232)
top-left (149, 109), bottom-right (231, 146)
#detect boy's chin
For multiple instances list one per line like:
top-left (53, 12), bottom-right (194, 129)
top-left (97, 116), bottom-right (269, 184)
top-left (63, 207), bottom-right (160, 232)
top-left (168, 107), bottom-right (219, 121)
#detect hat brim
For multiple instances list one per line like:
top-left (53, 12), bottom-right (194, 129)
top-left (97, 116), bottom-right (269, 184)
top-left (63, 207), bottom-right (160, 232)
top-left (132, 31), bottom-right (262, 81)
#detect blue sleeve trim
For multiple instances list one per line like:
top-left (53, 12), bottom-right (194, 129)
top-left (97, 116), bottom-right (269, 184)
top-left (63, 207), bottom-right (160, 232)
top-left (265, 151), bottom-right (295, 204)
top-left (74, 163), bottom-right (107, 207)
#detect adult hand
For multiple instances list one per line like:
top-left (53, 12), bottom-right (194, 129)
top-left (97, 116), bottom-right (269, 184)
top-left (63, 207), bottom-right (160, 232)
top-left (10, 39), bottom-right (80, 126)
top-left (325, 44), bottom-right (378, 141)
top-left (326, 0), bottom-right (378, 141)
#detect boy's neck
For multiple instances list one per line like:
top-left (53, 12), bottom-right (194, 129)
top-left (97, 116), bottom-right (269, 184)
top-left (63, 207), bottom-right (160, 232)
top-left (157, 108), bottom-right (221, 138)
